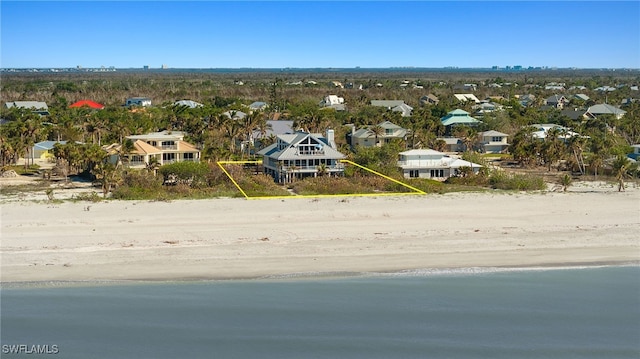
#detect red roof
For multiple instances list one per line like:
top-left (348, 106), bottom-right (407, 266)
top-left (69, 100), bottom-right (104, 109)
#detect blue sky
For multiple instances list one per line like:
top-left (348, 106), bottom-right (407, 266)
top-left (1, 1), bottom-right (639, 69)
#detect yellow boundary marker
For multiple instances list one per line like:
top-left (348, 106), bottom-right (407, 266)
top-left (217, 159), bottom-right (426, 200)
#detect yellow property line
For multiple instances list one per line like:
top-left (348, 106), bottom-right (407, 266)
top-left (217, 159), bottom-right (426, 200)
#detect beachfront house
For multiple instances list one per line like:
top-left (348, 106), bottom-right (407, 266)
top-left (104, 130), bottom-right (200, 168)
top-left (397, 149), bottom-right (482, 180)
top-left (258, 130), bottom-right (346, 183)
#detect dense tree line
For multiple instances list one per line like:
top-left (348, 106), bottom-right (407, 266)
top-left (1, 70), bottom-right (639, 196)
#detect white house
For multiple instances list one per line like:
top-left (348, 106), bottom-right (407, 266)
top-left (478, 130), bottom-right (509, 154)
top-left (454, 94), bottom-right (480, 104)
top-left (397, 149), bottom-right (482, 180)
top-left (320, 95), bottom-right (346, 111)
top-left (258, 130), bottom-right (345, 183)
top-left (529, 124), bottom-right (580, 141)
top-left (173, 100), bottom-right (203, 108)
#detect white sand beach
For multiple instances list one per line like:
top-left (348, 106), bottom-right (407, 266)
top-left (1, 183), bottom-right (639, 283)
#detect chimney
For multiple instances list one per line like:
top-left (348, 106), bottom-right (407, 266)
top-left (326, 129), bottom-right (336, 148)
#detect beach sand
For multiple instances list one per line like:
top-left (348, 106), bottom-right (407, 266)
top-left (1, 183), bottom-right (639, 283)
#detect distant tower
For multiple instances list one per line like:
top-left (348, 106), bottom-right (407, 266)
top-left (162, 64), bottom-right (168, 69)
top-left (143, 65), bottom-right (149, 70)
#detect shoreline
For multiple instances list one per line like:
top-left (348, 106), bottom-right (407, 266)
top-left (2, 187), bottom-right (639, 284)
top-left (3, 262), bottom-right (639, 289)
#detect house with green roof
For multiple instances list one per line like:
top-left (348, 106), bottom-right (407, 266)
top-left (440, 109), bottom-right (482, 135)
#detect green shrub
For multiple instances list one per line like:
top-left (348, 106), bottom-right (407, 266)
top-left (488, 171), bottom-right (545, 191)
top-left (159, 161), bottom-right (211, 188)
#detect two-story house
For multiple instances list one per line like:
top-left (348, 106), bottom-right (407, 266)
top-left (349, 121), bottom-right (408, 149)
top-left (545, 95), bottom-right (568, 109)
top-left (258, 130), bottom-right (346, 183)
top-left (478, 130), bottom-right (509, 154)
top-left (105, 130), bottom-right (200, 168)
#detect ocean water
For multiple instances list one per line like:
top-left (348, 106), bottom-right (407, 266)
top-left (1, 266), bottom-right (639, 359)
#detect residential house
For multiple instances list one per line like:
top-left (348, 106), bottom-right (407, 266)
top-left (437, 137), bottom-right (464, 153)
top-left (248, 101), bottom-right (268, 111)
top-left (173, 100), bottom-right (203, 108)
top-left (586, 103), bottom-right (626, 120)
top-left (125, 97), bottom-right (152, 107)
top-left (478, 130), bottom-right (509, 154)
top-left (454, 84), bottom-right (477, 92)
top-left (627, 144), bottom-right (640, 161)
top-left (573, 94), bottom-right (590, 102)
top-left (349, 121), bottom-right (408, 148)
top-left (529, 124), bottom-right (580, 141)
top-left (560, 108), bottom-right (589, 121)
top-left (370, 100), bottom-right (413, 117)
top-left (419, 94), bottom-right (439, 105)
top-left (4, 101), bottom-right (50, 116)
top-left (31, 140), bottom-right (77, 161)
top-left (320, 95), bottom-right (346, 111)
top-left (594, 86), bottom-right (616, 92)
top-left (251, 120), bottom-right (295, 149)
top-left (222, 110), bottom-right (247, 120)
top-left (108, 130), bottom-right (201, 168)
top-left (69, 100), bottom-right (105, 109)
top-left (257, 130), bottom-right (346, 183)
top-left (454, 94), bottom-right (480, 104)
top-left (440, 109), bottom-right (482, 134)
top-left (518, 94), bottom-right (536, 107)
top-left (545, 95), bottom-right (568, 109)
top-left (474, 101), bottom-right (503, 115)
top-left (397, 149), bottom-right (482, 180)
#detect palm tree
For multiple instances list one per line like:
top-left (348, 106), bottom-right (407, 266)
top-left (369, 124), bottom-right (385, 147)
top-left (559, 174), bottom-right (572, 192)
top-left (566, 135), bottom-right (586, 175)
top-left (612, 155), bottom-right (634, 192)
top-left (93, 162), bottom-right (123, 198)
top-left (316, 162), bottom-right (328, 177)
top-left (145, 156), bottom-right (161, 176)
